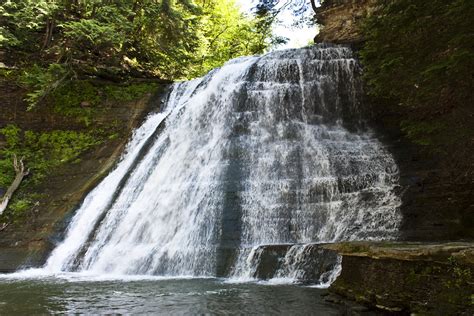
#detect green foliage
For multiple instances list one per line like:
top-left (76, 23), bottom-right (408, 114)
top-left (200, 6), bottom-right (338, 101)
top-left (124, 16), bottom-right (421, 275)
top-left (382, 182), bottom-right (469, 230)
top-left (0, 123), bottom-right (109, 221)
top-left (19, 63), bottom-right (71, 110)
top-left (400, 120), bottom-right (445, 146)
top-left (0, 26), bottom-right (20, 47)
top-left (0, 124), bottom-right (102, 188)
top-left (0, 0), bottom-right (58, 49)
top-left (445, 256), bottom-right (472, 289)
top-left (7, 198), bottom-right (33, 217)
top-left (103, 83), bottom-right (158, 102)
top-left (62, 19), bottom-right (122, 51)
top-left (0, 68), bottom-right (17, 80)
top-left (1, 0), bottom-right (269, 81)
top-left (49, 80), bottom-right (158, 125)
top-left (0, 0), bottom-right (274, 220)
top-left (0, 77), bottom-right (151, 219)
top-left (188, 0), bottom-right (273, 77)
top-left (50, 80), bottom-right (101, 124)
top-left (360, 0), bottom-right (474, 147)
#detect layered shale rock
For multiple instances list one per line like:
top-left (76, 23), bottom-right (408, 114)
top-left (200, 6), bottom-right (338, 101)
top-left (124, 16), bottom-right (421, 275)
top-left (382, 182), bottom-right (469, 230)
top-left (325, 242), bottom-right (474, 314)
top-left (0, 78), bottom-right (168, 271)
top-left (315, 0), bottom-right (379, 44)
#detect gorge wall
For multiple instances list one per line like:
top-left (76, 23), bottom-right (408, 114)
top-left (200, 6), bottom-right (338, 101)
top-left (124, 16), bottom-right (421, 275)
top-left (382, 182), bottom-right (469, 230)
top-left (316, 1), bottom-right (474, 313)
top-left (0, 0), bottom-right (471, 281)
top-left (316, 0), bottom-right (474, 241)
top-left (325, 242), bottom-right (474, 314)
top-left (0, 76), bottom-right (168, 271)
top-left (39, 46), bottom-right (402, 281)
top-left (315, 0), bottom-right (379, 44)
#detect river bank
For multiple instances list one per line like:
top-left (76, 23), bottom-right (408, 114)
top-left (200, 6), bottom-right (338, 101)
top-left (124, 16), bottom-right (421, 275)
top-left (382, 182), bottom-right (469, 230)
top-left (325, 242), bottom-right (474, 314)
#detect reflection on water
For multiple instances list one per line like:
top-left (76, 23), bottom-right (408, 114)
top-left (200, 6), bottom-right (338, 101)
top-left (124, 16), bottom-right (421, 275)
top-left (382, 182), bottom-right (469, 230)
top-left (0, 278), bottom-right (346, 314)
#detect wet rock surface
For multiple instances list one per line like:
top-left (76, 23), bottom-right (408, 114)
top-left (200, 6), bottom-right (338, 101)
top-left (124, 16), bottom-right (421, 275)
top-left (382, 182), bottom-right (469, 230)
top-left (375, 124), bottom-right (474, 241)
top-left (316, 0), bottom-right (474, 241)
top-left (248, 243), bottom-right (339, 283)
top-left (0, 80), bottom-right (168, 271)
top-left (326, 242), bottom-right (474, 314)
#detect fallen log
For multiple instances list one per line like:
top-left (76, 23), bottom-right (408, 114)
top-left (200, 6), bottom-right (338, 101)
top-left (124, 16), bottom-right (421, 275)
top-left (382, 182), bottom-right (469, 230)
top-left (0, 155), bottom-right (29, 215)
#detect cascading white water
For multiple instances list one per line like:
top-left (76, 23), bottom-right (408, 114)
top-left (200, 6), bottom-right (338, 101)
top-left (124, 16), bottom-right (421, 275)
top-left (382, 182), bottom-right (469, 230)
top-left (43, 45), bottom-right (401, 283)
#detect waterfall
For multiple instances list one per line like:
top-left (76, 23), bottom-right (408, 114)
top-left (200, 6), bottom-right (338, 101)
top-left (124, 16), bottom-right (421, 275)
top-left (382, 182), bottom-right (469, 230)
top-left (43, 45), bottom-right (402, 283)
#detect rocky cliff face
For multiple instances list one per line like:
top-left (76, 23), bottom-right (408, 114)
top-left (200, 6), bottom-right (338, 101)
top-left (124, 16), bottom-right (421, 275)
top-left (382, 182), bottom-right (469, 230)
top-left (325, 242), bottom-right (474, 314)
top-left (316, 0), bottom-right (474, 241)
top-left (316, 2), bottom-right (474, 313)
top-left (0, 78), bottom-right (168, 271)
top-left (378, 127), bottom-right (474, 241)
top-left (315, 0), bottom-right (379, 44)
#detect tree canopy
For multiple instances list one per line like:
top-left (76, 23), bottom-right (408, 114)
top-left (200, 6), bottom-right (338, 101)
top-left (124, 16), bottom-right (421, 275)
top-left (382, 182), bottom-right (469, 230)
top-left (251, 0), bottom-right (318, 46)
top-left (0, 0), bottom-right (279, 108)
top-left (1, 0), bottom-right (273, 80)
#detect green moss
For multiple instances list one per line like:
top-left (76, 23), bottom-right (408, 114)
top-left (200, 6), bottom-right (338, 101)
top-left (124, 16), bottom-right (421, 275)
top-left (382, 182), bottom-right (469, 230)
top-left (50, 80), bottom-right (157, 125)
top-left (400, 120), bottom-right (446, 146)
top-left (0, 79), bottom-right (155, 220)
top-left (360, 0), bottom-right (474, 148)
top-left (104, 82), bottom-right (158, 102)
top-left (0, 68), bottom-right (17, 80)
top-left (0, 158), bottom-right (16, 189)
top-left (8, 198), bottom-right (33, 217)
top-left (1, 192), bottom-right (45, 223)
top-left (0, 124), bottom-right (106, 219)
top-left (108, 133), bottom-right (119, 140)
top-left (445, 256), bottom-right (473, 290)
top-left (332, 242), bottom-right (372, 254)
top-left (0, 124), bottom-right (103, 184)
top-left (405, 268), bottom-right (419, 286)
top-left (50, 80), bottom-right (101, 125)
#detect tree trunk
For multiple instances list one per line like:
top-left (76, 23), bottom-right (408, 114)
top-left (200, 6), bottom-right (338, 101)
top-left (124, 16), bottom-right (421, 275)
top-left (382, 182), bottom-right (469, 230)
top-left (310, 0), bottom-right (318, 14)
top-left (0, 155), bottom-right (29, 216)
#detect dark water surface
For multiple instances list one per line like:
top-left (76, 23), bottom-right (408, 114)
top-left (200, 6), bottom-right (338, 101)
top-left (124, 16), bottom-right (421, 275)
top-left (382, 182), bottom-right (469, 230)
top-left (0, 277), bottom-right (347, 315)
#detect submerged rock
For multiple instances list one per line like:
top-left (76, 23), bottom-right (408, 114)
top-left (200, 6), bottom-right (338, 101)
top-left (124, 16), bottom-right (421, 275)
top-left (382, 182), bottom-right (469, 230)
top-left (240, 243), bottom-right (340, 284)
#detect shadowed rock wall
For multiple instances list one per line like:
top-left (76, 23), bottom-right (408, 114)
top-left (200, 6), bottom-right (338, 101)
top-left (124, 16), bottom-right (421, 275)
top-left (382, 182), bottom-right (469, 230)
top-left (0, 79), bottom-right (168, 271)
top-left (316, 0), bottom-right (474, 241)
top-left (325, 242), bottom-right (474, 314)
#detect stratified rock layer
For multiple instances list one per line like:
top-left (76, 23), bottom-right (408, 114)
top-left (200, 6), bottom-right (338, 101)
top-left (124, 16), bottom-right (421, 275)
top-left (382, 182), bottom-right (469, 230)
top-left (316, 0), bottom-right (474, 241)
top-left (325, 242), bottom-right (474, 314)
top-left (0, 79), bottom-right (168, 271)
top-left (315, 0), bottom-right (379, 44)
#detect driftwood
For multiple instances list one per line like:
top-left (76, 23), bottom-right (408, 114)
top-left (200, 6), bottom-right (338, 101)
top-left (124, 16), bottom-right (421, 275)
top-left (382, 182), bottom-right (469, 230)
top-left (0, 222), bottom-right (9, 232)
top-left (0, 155), bottom-right (29, 216)
top-left (310, 0), bottom-right (318, 14)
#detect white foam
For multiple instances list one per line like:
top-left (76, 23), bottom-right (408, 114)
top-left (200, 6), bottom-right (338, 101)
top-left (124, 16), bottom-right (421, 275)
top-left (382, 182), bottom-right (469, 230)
top-left (13, 45), bottom-right (402, 289)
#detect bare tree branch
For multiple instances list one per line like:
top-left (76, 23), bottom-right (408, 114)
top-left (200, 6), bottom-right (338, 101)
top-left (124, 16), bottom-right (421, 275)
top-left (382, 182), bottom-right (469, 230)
top-left (0, 155), bottom-right (29, 216)
top-left (310, 0), bottom-right (318, 14)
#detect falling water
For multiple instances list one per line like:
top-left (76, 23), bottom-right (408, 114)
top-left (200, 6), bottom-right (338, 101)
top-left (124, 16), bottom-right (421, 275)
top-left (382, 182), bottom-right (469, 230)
top-left (42, 45), bottom-right (401, 284)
